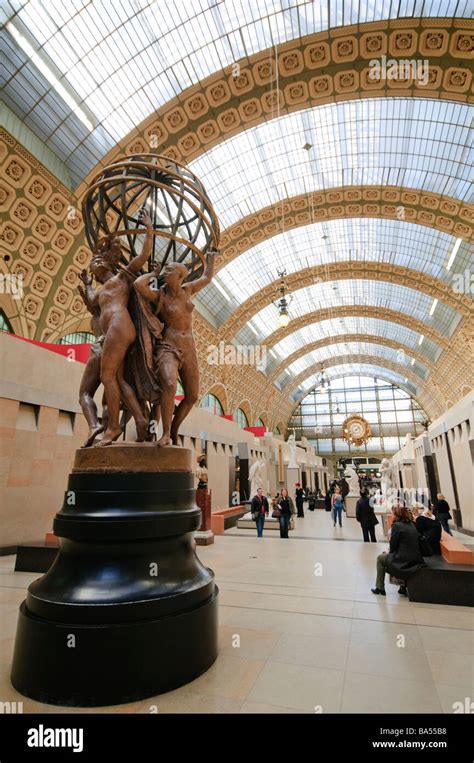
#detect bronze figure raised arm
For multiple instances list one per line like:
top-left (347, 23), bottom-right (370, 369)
top-left (134, 250), bottom-right (216, 446)
top-left (88, 208), bottom-right (154, 446)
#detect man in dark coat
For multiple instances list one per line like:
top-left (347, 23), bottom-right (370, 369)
top-left (356, 490), bottom-right (379, 542)
top-left (372, 503), bottom-right (425, 596)
top-left (434, 493), bottom-right (453, 535)
top-left (295, 484), bottom-right (305, 517)
top-left (250, 487), bottom-right (269, 538)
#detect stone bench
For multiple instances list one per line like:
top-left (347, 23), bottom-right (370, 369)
top-left (440, 531), bottom-right (474, 565)
top-left (237, 511), bottom-right (282, 531)
top-left (15, 542), bottom-right (58, 573)
top-left (210, 506), bottom-right (245, 534)
top-left (407, 555), bottom-right (474, 607)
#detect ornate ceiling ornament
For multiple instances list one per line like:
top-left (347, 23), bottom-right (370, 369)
top-left (341, 413), bottom-right (372, 447)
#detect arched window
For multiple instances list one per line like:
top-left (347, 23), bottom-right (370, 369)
top-left (288, 375), bottom-right (427, 457)
top-left (58, 332), bottom-right (95, 345)
top-left (274, 426), bottom-right (281, 435)
top-left (200, 393), bottom-right (224, 415)
top-left (0, 310), bottom-right (13, 334)
top-left (235, 408), bottom-right (249, 427)
top-left (255, 417), bottom-right (264, 427)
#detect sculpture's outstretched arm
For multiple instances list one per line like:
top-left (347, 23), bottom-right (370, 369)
top-left (186, 249), bottom-right (217, 295)
top-left (127, 208), bottom-right (154, 275)
top-left (78, 270), bottom-right (99, 312)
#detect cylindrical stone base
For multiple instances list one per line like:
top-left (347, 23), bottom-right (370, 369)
top-left (11, 445), bottom-right (218, 706)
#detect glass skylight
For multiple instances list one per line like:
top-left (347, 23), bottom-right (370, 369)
top-left (232, 279), bottom-right (461, 347)
top-left (276, 342), bottom-right (429, 388)
top-left (191, 100), bottom-right (474, 227)
top-left (293, 364), bottom-right (420, 400)
top-left (2, 2), bottom-right (472, 184)
top-left (198, 219), bottom-right (473, 322)
top-left (266, 317), bottom-right (441, 373)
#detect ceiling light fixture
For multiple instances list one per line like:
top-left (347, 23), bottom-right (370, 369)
top-left (316, 364), bottom-right (330, 394)
top-left (7, 21), bottom-right (94, 131)
top-left (418, 334), bottom-right (424, 346)
top-left (274, 269), bottom-right (293, 328)
top-left (429, 298), bottom-right (438, 316)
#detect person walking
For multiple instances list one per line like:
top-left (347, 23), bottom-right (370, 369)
top-left (371, 503), bottom-right (425, 597)
top-left (250, 487), bottom-right (269, 538)
top-left (275, 488), bottom-right (295, 538)
top-left (356, 489), bottom-right (379, 542)
top-left (332, 485), bottom-right (344, 527)
top-left (434, 493), bottom-right (453, 536)
top-left (295, 484), bottom-right (305, 517)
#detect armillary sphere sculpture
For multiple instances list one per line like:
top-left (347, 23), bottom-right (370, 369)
top-left (78, 153), bottom-right (220, 448)
top-left (82, 153), bottom-right (220, 282)
top-left (12, 162), bottom-right (221, 709)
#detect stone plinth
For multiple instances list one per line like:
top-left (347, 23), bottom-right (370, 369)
top-left (345, 494), bottom-right (358, 518)
top-left (11, 445), bottom-right (218, 706)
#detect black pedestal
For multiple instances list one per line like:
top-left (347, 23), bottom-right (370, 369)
top-left (11, 447), bottom-right (218, 706)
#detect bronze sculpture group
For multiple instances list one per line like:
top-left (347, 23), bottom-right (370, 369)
top-left (78, 208), bottom-right (216, 448)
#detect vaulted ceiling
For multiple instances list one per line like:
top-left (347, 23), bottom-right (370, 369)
top-left (1, 1), bottom-right (473, 430)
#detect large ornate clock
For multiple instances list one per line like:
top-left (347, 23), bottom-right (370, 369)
top-left (341, 413), bottom-right (372, 447)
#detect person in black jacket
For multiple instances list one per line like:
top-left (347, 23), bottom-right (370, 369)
top-left (295, 484), bottom-right (305, 517)
top-left (416, 507), bottom-right (442, 555)
top-left (371, 503), bottom-right (426, 597)
top-left (276, 488), bottom-right (295, 538)
top-left (435, 493), bottom-right (453, 536)
top-left (250, 487), bottom-right (269, 537)
top-left (356, 489), bottom-right (379, 542)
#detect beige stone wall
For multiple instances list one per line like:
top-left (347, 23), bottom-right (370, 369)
top-left (429, 392), bottom-right (474, 533)
top-left (392, 391), bottom-right (474, 533)
top-left (0, 332), bottom-right (280, 547)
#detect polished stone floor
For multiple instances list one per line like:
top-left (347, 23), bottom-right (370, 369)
top-left (1, 509), bottom-right (472, 714)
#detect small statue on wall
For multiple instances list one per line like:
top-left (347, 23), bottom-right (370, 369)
top-left (195, 454), bottom-right (208, 489)
top-left (380, 457), bottom-right (393, 495)
top-left (248, 459), bottom-right (265, 498)
top-left (287, 432), bottom-right (298, 468)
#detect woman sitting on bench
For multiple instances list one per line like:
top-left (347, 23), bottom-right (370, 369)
top-left (372, 502), bottom-right (425, 597)
top-left (415, 505), bottom-right (442, 555)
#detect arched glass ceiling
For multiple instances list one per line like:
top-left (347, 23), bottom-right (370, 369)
top-left (292, 364), bottom-right (420, 400)
top-left (191, 100), bottom-right (473, 228)
top-left (3, 2), bottom-right (470, 183)
top-left (196, 218), bottom-right (473, 322)
top-left (267, 317), bottom-right (441, 371)
top-left (275, 342), bottom-right (430, 389)
top-left (233, 280), bottom-right (461, 347)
